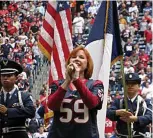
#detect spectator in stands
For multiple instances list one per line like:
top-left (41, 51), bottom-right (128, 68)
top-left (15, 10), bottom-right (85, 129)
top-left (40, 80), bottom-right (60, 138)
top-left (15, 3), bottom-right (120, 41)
top-left (18, 31), bottom-right (28, 45)
top-left (134, 43), bottom-right (140, 54)
top-left (121, 25), bottom-right (131, 43)
top-left (129, 50), bottom-right (139, 71)
top-left (139, 50), bottom-right (149, 69)
top-left (35, 99), bottom-right (43, 124)
top-left (21, 18), bottom-right (31, 34)
top-left (139, 18), bottom-right (148, 37)
top-left (124, 38), bottom-right (134, 57)
top-left (13, 15), bottom-right (21, 33)
top-left (138, 69), bottom-right (147, 85)
top-left (1, 38), bottom-right (12, 58)
top-left (119, 14), bottom-right (127, 32)
top-left (87, 1), bottom-right (97, 17)
top-left (143, 2), bottom-right (152, 16)
top-left (119, 2), bottom-right (129, 18)
top-left (39, 88), bottom-right (47, 106)
top-left (9, 37), bottom-right (15, 48)
top-left (128, 1), bottom-right (139, 18)
top-left (141, 82), bottom-right (153, 100)
top-left (7, 20), bottom-right (18, 36)
top-left (8, 1), bottom-right (18, 13)
top-left (116, 71), bottom-right (123, 91)
top-left (29, 2), bottom-right (35, 13)
top-left (33, 125), bottom-right (48, 138)
top-left (0, 23), bottom-right (6, 35)
top-left (146, 66), bottom-right (152, 83)
top-left (79, 4), bottom-right (87, 19)
top-left (30, 21), bottom-right (39, 35)
top-left (143, 11), bottom-right (152, 23)
top-left (32, 41), bottom-right (40, 63)
top-left (105, 103), bottom-right (116, 138)
top-left (26, 117), bottom-right (41, 135)
top-left (1, 31), bottom-right (9, 44)
top-left (124, 61), bottom-right (135, 74)
top-left (73, 12), bottom-right (84, 35)
top-left (74, 34), bottom-right (85, 47)
top-left (109, 71), bottom-right (116, 91)
top-left (36, 2), bottom-right (45, 16)
top-left (149, 50), bottom-right (152, 67)
top-left (24, 52), bottom-right (33, 67)
top-left (144, 26), bottom-right (152, 55)
top-left (70, 1), bottom-right (76, 20)
top-left (141, 75), bottom-right (151, 88)
top-left (130, 14), bottom-right (139, 35)
top-left (22, 61), bottom-right (31, 76)
top-left (29, 33), bottom-right (35, 44)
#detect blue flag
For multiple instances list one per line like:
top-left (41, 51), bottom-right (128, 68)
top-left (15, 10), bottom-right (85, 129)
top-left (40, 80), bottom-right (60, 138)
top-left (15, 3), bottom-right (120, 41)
top-left (85, 1), bottom-right (123, 137)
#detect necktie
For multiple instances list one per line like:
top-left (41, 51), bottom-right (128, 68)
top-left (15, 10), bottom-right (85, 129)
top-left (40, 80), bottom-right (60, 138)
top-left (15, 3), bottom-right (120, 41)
top-left (5, 93), bottom-right (10, 106)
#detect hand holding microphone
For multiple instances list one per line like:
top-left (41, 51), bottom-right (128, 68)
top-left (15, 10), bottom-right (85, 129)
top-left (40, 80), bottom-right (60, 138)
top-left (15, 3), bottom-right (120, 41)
top-left (68, 65), bottom-right (74, 73)
top-left (67, 63), bottom-right (80, 81)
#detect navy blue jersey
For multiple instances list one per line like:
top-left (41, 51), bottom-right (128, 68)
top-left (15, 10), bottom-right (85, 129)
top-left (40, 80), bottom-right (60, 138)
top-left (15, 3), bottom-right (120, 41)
top-left (47, 79), bottom-right (104, 138)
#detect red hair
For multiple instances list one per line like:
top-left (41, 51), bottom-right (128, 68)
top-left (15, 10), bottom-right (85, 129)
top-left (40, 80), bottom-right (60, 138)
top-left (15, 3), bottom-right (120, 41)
top-left (66, 46), bottom-right (93, 79)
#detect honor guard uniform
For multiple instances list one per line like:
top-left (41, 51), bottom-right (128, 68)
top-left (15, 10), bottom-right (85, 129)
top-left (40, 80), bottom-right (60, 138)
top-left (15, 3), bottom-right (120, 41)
top-left (0, 59), bottom-right (35, 138)
top-left (107, 73), bottom-right (152, 138)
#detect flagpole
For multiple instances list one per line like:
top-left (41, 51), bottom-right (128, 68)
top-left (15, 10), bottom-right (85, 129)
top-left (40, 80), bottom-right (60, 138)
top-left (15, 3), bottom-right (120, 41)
top-left (120, 59), bottom-right (132, 138)
top-left (104, 1), bottom-right (131, 137)
top-left (44, 65), bottom-right (50, 127)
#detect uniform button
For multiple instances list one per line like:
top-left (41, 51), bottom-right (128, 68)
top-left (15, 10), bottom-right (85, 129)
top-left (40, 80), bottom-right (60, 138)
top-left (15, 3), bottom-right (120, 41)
top-left (5, 114), bottom-right (7, 116)
top-left (5, 122), bottom-right (7, 124)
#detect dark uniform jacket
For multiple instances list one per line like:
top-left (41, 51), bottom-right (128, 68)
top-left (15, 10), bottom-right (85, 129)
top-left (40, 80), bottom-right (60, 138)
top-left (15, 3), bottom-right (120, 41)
top-left (0, 88), bottom-right (35, 137)
top-left (107, 95), bottom-right (152, 137)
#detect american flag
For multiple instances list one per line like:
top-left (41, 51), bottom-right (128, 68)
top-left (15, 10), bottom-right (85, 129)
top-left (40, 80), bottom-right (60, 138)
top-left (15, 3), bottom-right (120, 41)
top-left (38, 1), bottom-right (73, 126)
top-left (38, 1), bottom-right (73, 84)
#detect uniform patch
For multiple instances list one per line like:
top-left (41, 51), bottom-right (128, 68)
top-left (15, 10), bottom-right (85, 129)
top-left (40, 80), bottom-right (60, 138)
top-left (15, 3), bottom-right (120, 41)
top-left (30, 96), bottom-right (34, 102)
top-left (98, 88), bottom-right (104, 101)
top-left (12, 103), bottom-right (20, 107)
top-left (129, 74), bottom-right (133, 78)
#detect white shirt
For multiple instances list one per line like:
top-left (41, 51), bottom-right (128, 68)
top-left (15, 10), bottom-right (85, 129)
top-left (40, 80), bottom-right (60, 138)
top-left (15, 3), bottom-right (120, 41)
top-left (32, 45), bottom-right (40, 56)
top-left (141, 85), bottom-right (153, 99)
top-left (88, 6), bottom-right (97, 15)
top-left (37, 6), bottom-right (45, 16)
top-left (124, 67), bottom-right (135, 74)
top-left (128, 94), bottom-right (138, 103)
top-left (129, 6), bottom-right (138, 13)
top-left (20, 71), bottom-right (27, 80)
top-left (33, 132), bottom-right (48, 138)
top-left (10, 42), bottom-right (15, 49)
top-left (19, 35), bottom-right (28, 45)
top-left (13, 21), bottom-right (21, 30)
top-left (139, 74), bottom-right (146, 84)
top-left (73, 16), bottom-right (84, 27)
top-left (3, 87), bottom-right (16, 101)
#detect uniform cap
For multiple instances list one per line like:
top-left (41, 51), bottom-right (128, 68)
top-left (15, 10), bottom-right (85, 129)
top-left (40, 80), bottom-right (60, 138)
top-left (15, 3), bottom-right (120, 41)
top-left (0, 59), bottom-right (23, 75)
top-left (125, 73), bottom-right (141, 84)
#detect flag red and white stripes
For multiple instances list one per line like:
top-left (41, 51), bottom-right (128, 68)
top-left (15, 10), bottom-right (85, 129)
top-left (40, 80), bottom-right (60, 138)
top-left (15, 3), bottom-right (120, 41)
top-left (38, 1), bottom-right (73, 84)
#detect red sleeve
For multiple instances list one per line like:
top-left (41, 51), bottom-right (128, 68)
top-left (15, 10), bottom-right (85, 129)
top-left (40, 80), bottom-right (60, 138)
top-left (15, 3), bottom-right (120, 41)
top-left (144, 30), bottom-right (147, 37)
top-left (73, 79), bottom-right (100, 109)
top-left (47, 86), bottom-right (67, 110)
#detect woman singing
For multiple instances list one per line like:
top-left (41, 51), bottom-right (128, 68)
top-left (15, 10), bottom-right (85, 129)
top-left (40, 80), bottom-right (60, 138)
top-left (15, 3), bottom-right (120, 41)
top-left (47, 46), bottom-right (104, 138)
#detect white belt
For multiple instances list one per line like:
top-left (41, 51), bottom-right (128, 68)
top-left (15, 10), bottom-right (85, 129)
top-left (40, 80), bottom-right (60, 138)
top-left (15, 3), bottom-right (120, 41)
top-left (2, 126), bottom-right (26, 134)
top-left (116, 132), bottom-right (142, 138)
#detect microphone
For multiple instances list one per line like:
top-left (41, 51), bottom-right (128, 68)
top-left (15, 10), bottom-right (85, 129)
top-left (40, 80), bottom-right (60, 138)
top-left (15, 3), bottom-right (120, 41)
top-left (68, 66), bottom-right (74, 72)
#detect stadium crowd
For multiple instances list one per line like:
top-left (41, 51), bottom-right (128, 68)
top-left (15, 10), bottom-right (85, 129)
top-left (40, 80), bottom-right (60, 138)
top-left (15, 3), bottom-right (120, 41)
top-left (0, 1), bottom-right (152, 138)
